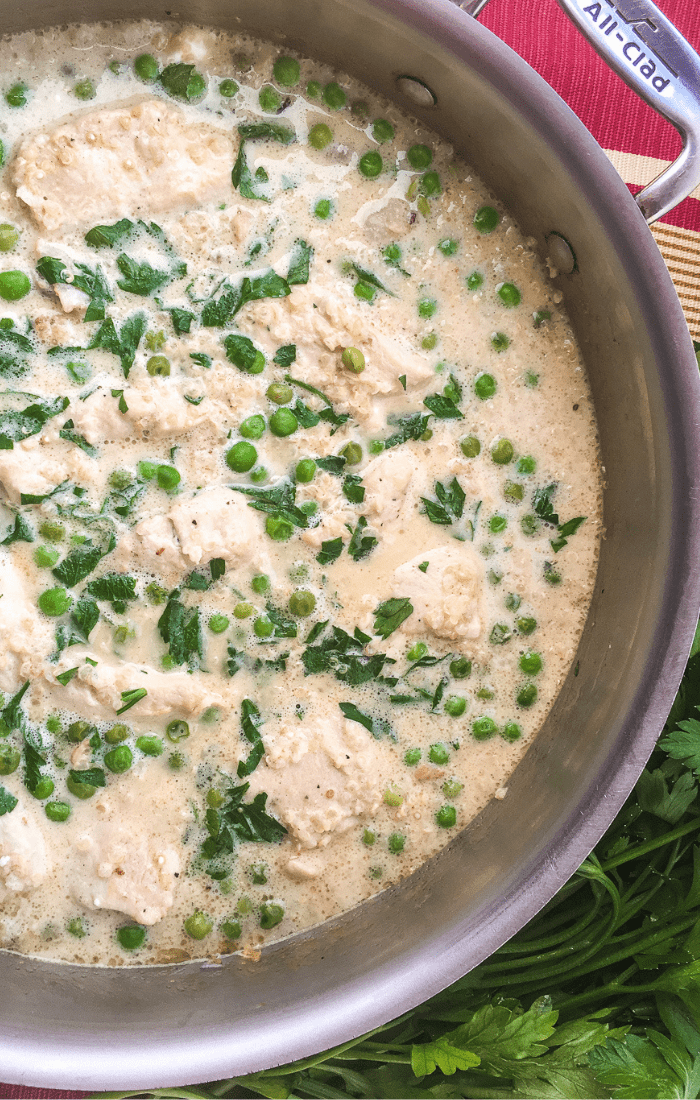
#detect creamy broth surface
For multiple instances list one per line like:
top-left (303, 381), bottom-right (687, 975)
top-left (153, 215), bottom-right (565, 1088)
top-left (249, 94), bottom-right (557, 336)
top-left (0, 21), bottom-right (602, 965)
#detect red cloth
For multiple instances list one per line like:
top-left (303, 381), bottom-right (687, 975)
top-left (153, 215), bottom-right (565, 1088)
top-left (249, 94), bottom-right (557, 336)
top-left (480, 0), bottom-right (700, 230)
top-left (1, 0), bottom-right (698, 1095)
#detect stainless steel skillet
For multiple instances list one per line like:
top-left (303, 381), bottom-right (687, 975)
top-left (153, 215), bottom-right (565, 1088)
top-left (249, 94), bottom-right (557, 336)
top-left (2, 0), bottom-right (700, 1089)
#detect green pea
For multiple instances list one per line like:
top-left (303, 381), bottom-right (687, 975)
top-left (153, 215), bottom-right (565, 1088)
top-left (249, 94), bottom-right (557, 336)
top-left (291, 459), bottom-right (316, 487)
top-left (497, 282), bottom-right (521, 308)
top-left (517, 616), bottom-right (538, 636)
top-left (74, 78), bottom-right (95, 100)
top-left (504, 480), bottom-right (524, 503)
top-left (66, 775), bottom-right (97, 800)
top-left (0, 270), bottom-right (30, 301)
top-left (444, 696), bottom-right (466, 718)
top-left (505, 593), bottom-right (522, 612)
top-left (517, 456), bottom-right (536, 475)
top-left (474, 205), bottom-right (500, 233)
top-left (488, 568), bottom-right (503, 586)
top-left (67, 917), bottom-right (86, 938)
top-left (0, 224), bottom-right (19, 252)
top-left (407, 144), bottom-right (432, 169)
top-left (308, 123), bottom-right (332, 149)
top-left (490, 623), bottom-right (512, 646)
top-left (31, 776), bottom-right (54, 800)
top-left (491, 332), bottom-right (510, 352)
top-left (240, 414), bottom-right (266, 439)
top-left (299, 501), bottom-right (317, 518)
top-left (250, 466), bottom-right (267, 483)
top-left (254, 615), bottom-right (274, 638)
top-left (429, 742), bottom-right (450, 765)
top-left (226, 441), bottom-right (258, 473)
top-left (351, 98), bottom-right (369, 118)
top-left (45, 800), bottom-right (71, 822)
top-left (219, 78), bottom-right (238, 97)
top-left (404, 748), bottom-right (421, 766)
top-left (184, 909), bottom-right (213, 940)
top-left (340, 442), bottom-right (362, 465)
top-left (250, 861), bottom-right (268, 884)
top-left (117, 924), bottom-right (146, 950)
top-left (517, 683), bottom-right (538, 708)
top-left (491, 439), bottom-right (514, 465)
top-left (33, 546), bottom-right (59, 568)
top-left (354, 282), bottom-right (375, 302)
top-left (384, 787), bottom-right (404, 807)
top-left (104, 724), bottom-right (130, 745)
top-left (136, 736), bottom-right (163, 757)
top-left (359, 151), bottom-right (382, 178)
top-left (156, 465), bottom-right (180, 491)
top-left (438, 238), bottom-right (459, 256)
top-left (341, 346), bottom-right (365, 374)
top-left (259, 901), bottom-right (285, 929)
top-left (519, 651), bottom-right (542, 675)
top-left (166, 720), bottom-right (190, 743)
top-left (251, 574), bottom-right (270, 595)
top-left (67, 721), bottom-right (93, 744)
top-left (38, 587), bottom-right (72, 617)
top-left (372, 118), bottom-right (394, 143)
top-left (442, 778), bottom-right (463, 799)
top-left (208, 613), bottom-right (230, 634)
top-left (450, 657), bottom-right (471, 679)
top-left (407, 641), bottom-right (428, 661)
top-left (146, 355), bottom-right (170, 376)
top-left (420, 171), bottom-right (441, 196)
top-left (269, 408), bottom-right (298, 437)
top-left (502, 721), bottom-right (522, 742)
top-left (418, 298), bottom-right (436, 319)
top-left (420, 428), bottom-right (433, 442)
top-left (369, 439), bottom-right (384, 454)
top-left (169, 752), bottom-right (186, 770)
top-left (422, 333), bottom-right (438, 350)
top-left (259, 84), bottom-right (281, 112)
top-left (487, 515), bottom-right (507, 536)
top-left (322, 82), bottom-right (346, 109)
top-left (474, 373), bottom-right (496, 400)
top-left (306, 80), bottom-right (322, 98)
top-left (460, 435), bottom-right (480, 459)
top-left (134, 53), bottom-right (159, 82)
top-left (266, 382), bottom-right (293, 405)
top-left (466, 270), bottom-right (484, 290)
top-left (104, 745), bottom-right (133, 774)
top-left (221, 919), bottom-right (242, 940)
top-left (362, 828), bottom-right (376, 846)
top-left (472, 716), bottom-right (497, 740)
top-left (273, 56), bottom-right (300, 86)
top-left (0, 745), bottom-right (20, 775)
top-left (314, 198), bottom-right (333, 220)
top-left (38, 521), bottom-right (64, 545)
top-left (388, 832), bottom-right (405, 854)
top-left (477, 686), bottom-right (495, 700)
top-left (520, 514), bottom-right (540, 537)
top-left (289, 590), bottom-right (316, 617)
top-left (109, 470), bottom-right (135, 494)
top-left (436, 805), bottom-right (457, 828)
top-left (5, 82), bottom-right (28, 108)
top-left (137, 460), bottom-right (158, 480)
top-left (233, 603), bottom-right (253, 620)
top-left (544, 562), bottom-right (562, 586)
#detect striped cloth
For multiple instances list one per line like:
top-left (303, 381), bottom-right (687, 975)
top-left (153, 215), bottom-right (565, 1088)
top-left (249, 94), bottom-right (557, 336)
top-left (480, 0), bottom-right (700, 338)
top-left (1, 0), bottom-right (698, 1095)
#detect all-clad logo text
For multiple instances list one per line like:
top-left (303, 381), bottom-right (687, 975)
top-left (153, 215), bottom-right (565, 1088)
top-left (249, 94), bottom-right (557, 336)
top-left (581, 2), bottom-right (674, 93)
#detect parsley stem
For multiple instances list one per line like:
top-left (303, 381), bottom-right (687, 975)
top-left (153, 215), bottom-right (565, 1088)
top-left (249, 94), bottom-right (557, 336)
top-left (598, 814), bottom-right (700, 871)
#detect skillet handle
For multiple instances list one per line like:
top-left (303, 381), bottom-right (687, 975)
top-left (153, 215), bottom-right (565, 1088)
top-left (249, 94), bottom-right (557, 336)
top-left (462, 0), bottom-right (700, 223)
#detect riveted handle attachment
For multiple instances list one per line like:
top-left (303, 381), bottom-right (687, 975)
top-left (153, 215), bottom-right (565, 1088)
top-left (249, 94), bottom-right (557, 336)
top-left (460, 0), bottom-right (700, 223)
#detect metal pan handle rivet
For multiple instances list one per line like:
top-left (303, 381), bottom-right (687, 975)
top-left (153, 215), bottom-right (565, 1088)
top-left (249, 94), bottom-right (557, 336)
top-left (395, 75), bottom-right (438, 106)
top-left (546, 232), bottom-right (578, 275)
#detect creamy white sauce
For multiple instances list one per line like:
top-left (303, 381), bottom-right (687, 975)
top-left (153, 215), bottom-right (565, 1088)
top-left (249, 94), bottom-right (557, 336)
top-left (0, 20), bottom-right (602, 965)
